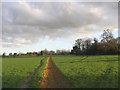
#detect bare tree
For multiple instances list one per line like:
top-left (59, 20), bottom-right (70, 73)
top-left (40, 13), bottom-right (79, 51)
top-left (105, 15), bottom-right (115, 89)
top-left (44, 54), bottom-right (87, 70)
top-left (2, 53), bottom-right (6, 57)
top-left (75, 39), bottom-right (83, 50)
top-left (101, 29), bottom-right (113, 43)
top-left (84, 38), bottom-right (92, 50)
top-left (13, 53), bottom-right (17, 57)
top-left (9, 53), bottom-right (12, 57)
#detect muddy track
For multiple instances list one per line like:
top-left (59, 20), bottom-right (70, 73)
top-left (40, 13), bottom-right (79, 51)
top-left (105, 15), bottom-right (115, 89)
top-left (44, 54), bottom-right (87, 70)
top-left (40, 56), bottom-right (72, 88)
top-left (20, 59), bottom-right (43, 88)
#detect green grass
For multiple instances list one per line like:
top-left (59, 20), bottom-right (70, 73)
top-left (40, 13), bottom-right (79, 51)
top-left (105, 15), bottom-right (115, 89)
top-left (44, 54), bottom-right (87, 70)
top-left (2, 55), bottom-right (119, 88)
top-left (29, 56), bottom-right (48, 88)
top-left (2, 56), bottom-right (46, 88)
top-left (52, 55), bottom-right (119, 88)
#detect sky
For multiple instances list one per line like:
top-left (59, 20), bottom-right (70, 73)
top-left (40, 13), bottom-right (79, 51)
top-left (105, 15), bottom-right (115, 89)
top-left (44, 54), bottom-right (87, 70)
top-left (1, 1), bottom-right (118, 55)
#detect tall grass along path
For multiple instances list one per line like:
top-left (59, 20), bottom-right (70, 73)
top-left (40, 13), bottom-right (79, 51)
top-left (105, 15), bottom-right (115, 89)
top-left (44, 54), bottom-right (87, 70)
top-left (40, 56), bottom-right (72, 88)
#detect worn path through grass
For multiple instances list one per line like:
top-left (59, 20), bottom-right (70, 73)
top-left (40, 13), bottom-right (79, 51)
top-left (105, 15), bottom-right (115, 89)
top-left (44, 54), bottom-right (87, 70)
top-left (40, 56), bottom-right (72, 88)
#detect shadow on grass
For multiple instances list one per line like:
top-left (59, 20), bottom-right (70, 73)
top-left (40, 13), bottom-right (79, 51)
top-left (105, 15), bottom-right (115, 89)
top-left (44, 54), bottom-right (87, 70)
top-left (58, 60), bottom-right (119, 63)
top-left (65, 72), bottom-right (118, 88)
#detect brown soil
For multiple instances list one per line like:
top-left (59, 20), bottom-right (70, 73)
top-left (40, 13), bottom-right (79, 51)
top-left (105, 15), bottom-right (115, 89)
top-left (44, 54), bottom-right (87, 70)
top-left (40, 56), bottom-right (72, 88)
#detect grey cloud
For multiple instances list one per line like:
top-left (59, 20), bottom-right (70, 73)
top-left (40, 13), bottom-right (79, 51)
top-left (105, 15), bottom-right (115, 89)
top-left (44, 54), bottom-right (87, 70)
top-left (2, 2), bottom-right (118, 47)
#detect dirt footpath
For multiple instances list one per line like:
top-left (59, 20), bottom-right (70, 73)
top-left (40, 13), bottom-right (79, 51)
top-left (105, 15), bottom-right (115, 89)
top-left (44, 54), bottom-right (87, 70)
top-left (40, 56), bottom-right (72, 88)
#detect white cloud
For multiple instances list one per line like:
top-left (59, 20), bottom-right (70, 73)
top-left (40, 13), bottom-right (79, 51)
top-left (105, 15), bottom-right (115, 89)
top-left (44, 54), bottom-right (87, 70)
top-left (2, 2), bottom-right (118, 47)
top-left (15, 43), bottom-right (21, 47)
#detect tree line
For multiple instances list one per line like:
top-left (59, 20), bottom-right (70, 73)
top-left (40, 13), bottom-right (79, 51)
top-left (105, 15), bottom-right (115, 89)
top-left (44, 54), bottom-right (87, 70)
top-left (71, 29), bottom-right (120, 55)
top-left (1, 49), bottom-right (70, 57)
top-left (1, 29), bottom-right (119, 57)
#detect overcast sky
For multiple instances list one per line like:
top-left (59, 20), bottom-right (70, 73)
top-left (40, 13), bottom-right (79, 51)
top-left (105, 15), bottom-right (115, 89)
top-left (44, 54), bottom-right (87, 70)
top-left (1, 2), bottom-right (118, 54)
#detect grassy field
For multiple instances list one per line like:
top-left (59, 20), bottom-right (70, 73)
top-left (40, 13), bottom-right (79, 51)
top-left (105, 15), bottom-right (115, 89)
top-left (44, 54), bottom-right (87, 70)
top-left (2, 56), bottom-right (47, 88)
top-left (52, 55), bottom-right (119, 88)
top-left (2, 55), bottom-right (119, 88)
